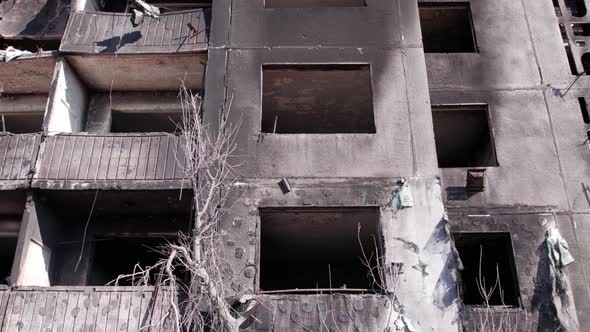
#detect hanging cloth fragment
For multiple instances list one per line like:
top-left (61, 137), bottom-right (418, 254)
top-left (3, 46), bottom-right (32, 62)
top-left (545, 226), bottom-right (579, 332)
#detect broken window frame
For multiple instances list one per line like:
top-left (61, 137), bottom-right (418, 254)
top-left (453, 231), bottom-right (522, 308)
top-left (256, 206), bottom-right (385, 295)
top-left (431, 103), bottom-right (499, 168)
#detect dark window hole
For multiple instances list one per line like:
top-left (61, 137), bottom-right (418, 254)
top-left (454, 232), bottom-right (520, 306)
top-left (431, 105), bottom-right (498, 168)
top-left (419, 2), bottom-right (478, 53)
top-left (259, 207), bottom-right (383, 293)
top-left (579, 97), bottom-right (590, 123)
top-left (262, 64), bottom-right (375, 134)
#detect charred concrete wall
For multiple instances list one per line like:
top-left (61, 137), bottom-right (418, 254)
top-left (219, 177), bottom-right (461, 331)
top-left (0, 0), bottom-right (589, 330)
top-left (425, 0), bottom-right (590, 331)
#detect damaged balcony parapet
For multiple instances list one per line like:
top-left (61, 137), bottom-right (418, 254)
top-left (60, 9), bottom-right (210, 54)
top-left (0, 134), bottom-right (42, 190)
top-left (32, 133), bottom-right (187, 190)
top-left (0, 52), bottom-right (58, 95)
top-left (0, 286), bottom-right (177, 331)
top-left (241, 294), bottom-right (405, 331)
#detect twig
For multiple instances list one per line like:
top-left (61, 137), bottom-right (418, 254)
top-left (74, 189), bottom-right (99, 272)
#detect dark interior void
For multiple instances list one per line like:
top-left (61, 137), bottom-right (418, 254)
top-left (431, 105), bottom-right (498, 168)
top-left (151, 0), bottom-right (212, 12)
top-left (259, 207), bottom-right (382, 293)
top-left (111, 111), bottom-right (182, 133)
top-left (419, 3), bottom-right (478, 53)
top-left (0, 210), bottom-right (22, 285)
top-left (265, 0), bottom-right (366, 8)
top-left (36, 190), bottom-right (193, 286)
top-left (262, 65), bottom-right (375, 134)
top-left (0, 38), bottom-right (60, 52)
top-left (0, 237), bottom-right (18, 284)
top-left (579, 97), bottom-right (590, 124)
top-left (572, 23), bottom-right (590, 36)
top-left (89, 237), bottom-right (170, 285)
top-left (582, 53), bottom-right (590, 74)
top-left (454, 232), bottom-right (520, 306)
top-left (1, 112), bottom-right (45, 133)
top-left (101, 0), bottom-right (129, 12)
top-left (102, 0), bottom-right (211, 12)
top-left (565, 0), bottom-right (587, 17)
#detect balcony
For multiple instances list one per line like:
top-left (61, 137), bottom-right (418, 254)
top-left (0, 134), bottom-right (41, 190)
top-left (32, 133), bottom-right (187, 190)
top-left (60, 9), bottom-right (210, 54)
top-left (0, 286), bottom-right (176, 331)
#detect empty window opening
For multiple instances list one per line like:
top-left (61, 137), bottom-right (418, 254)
top-left (1, 38), bottom-right (60, 53)
top-left (572, 23), bottom-right (590, 36)
top-left (565, 0), bottom-right (587, 17)
top-left (431, 105), bottom-right (498, 168)
top-left (553, 0), bottom-right (563, 16)
top-left (454, 232), bottom-right (520, 306)
top-left (262, 64), bottom-right (375, 134)
top-left (419, 3), bottom-right (478, 53)
top-left (265, 0), bottom-right (366, 8)
top-left (579, 98), bottom-right (590, 123)
top-left (0, 217), bottom-right (21, 285)
top-left (582, 53), bottom-right (590, 73)
top-left (259, 207), bottom-right (383, 293)
top-left (111, 111), bottom-right (182, 133)
top-left (0, 112), bottom-right (44, 134)
top-left (0, 237), bottom-right (17, 285)
top-left (89, 237), bottom-right (170, 286)
top-left (40, 190), bottom-right (193, 286)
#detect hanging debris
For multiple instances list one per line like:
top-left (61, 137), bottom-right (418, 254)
top-left (545, 226), bottom-right (579, 332)
top-left (130, 0), bottom-right (160, 27)
top-left (3, 46), bottom-right (32, 62)
top-left (398, 179), bottom-right (414, 208)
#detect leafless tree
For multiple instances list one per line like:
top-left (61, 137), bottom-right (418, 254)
top-left (115, 84), bottom-right (254, 332)
top-left (472, 247), bottom-right (530, 332)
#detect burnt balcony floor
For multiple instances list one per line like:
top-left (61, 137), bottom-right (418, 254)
top-left (60, 9), bottom-right (210, 55)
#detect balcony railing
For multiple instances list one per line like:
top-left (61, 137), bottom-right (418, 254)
top-left (0, 286), bottom-right (176, 331)
top-left (60, 9), bottom-right (210, 54)
top-left (0, 134), bottom-right (41, 190)
top-left (33, 133), bottom-right (187, 189)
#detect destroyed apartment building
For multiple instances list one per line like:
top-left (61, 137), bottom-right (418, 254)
top-left (1, 0), bottom-right (590, 331)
